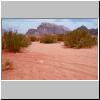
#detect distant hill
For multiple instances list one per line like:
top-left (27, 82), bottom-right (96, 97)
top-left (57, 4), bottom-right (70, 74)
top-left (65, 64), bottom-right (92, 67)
top-left (89, 28), bottom-right (98, 36)
top-left (77, 25), bottom-right (98, 36)
top-left (2, 24), bottom-right (98, 36)
top-left (26, 24), bottom-right (98, 36)
top-left (26, 22), bottom-right (70, 35)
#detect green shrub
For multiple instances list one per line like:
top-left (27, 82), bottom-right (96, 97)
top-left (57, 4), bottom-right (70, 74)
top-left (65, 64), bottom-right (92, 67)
top-left (64, 29), bottom-right (97, 48)
top-left (40, 34), bottom-right (57, 43)
top-left (3, 31), bottom-right (31, 52)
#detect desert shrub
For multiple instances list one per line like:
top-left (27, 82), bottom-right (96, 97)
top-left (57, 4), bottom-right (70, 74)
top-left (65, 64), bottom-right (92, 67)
top-left (3, 31), bottom-right (31, 52)
top-left (29, 36), bottom-right (37, 42)
top-left (92, 36), bottom-right (98, 45)
top-left (18, 34), bottom-right (31, 47)
top-left (57, 34), bottom-right (64, 41)
top-left (36, 37), bottom-right (40, 41)
top-left (40, 34), bottom-right (57, 43)
top-left (64, 29), bottom-right (97, 48)
top-left (2, 36), bottom-right (5, 49)
top-left (2, 59), bottom-right (13, 71)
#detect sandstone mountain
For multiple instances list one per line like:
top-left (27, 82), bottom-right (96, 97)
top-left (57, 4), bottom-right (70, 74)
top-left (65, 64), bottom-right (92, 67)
top-left (26, 22), bottom-right (70, 35)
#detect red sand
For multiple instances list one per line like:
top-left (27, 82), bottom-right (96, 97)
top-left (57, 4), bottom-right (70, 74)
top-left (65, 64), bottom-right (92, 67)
top-left (2, 42), bottom-right (98, 80)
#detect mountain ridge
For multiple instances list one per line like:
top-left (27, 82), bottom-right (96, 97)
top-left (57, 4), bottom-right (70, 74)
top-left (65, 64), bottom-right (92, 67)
top-left (26, 23), bottom-right (98, 36)
top-left (26, 22), bottom-right (70, 35)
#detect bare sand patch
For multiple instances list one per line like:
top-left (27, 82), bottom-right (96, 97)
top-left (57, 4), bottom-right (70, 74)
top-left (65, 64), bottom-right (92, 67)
top-left (2, 42), bottom-right (98, 80)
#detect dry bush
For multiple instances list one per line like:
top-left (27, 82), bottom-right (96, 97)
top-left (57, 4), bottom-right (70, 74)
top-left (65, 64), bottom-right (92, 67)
top-left (29, 36), bottom-right (37, 42)
top-left (57, 34), bottom-right (64, 41)
top-left (40, 34), bottom-right (57, 43)
top-left (64, 29), bottom-right (97, 48)
top-left (2, 30), bottom-right (31, 52)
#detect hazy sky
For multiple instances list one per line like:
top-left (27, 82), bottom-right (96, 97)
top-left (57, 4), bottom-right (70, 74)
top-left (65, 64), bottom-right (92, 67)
top-left (2, 18), bottom-right (98, 34)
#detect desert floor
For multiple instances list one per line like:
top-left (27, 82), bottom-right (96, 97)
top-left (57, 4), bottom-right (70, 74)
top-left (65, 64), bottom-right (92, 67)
top-left (2, 42), bottom-right (98, 80)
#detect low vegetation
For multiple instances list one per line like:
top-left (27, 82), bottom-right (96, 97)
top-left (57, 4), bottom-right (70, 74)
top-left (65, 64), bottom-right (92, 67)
top-left (2, 30), bottom-right (31, 52)
top-left (2, 29), bottom-right (98, 52)
top-left (57, 34), bottom-right (64, 41)
top-left (64, 29), bottom-right (97, 48)
top-left (40, 34), bottom-right (57, 43)
top-left (28, 35), bottom-right (37, 42)
top-left (2, 59), bottom-right (14, 71)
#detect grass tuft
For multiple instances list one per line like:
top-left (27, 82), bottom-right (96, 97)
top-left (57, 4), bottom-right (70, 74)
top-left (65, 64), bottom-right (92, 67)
top-left (2, 59), bottom-right (14, 71)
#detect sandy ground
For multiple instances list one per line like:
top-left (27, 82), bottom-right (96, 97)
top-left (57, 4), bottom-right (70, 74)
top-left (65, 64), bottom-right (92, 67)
top-left (2, 42), bottom-right (98, 80)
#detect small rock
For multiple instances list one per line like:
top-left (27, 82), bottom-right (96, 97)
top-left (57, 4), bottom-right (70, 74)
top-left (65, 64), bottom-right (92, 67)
top-left (39, 60), bottom-right (44, 64)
